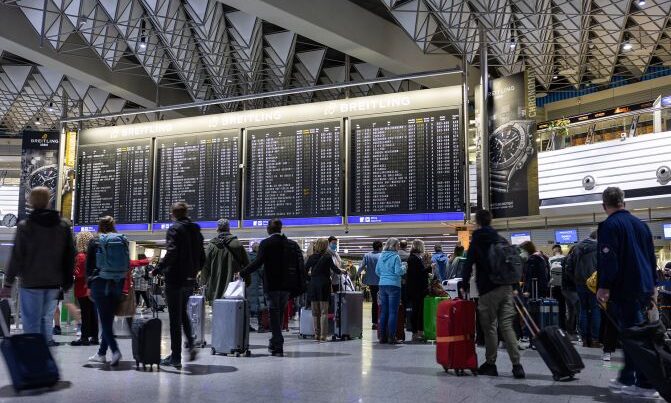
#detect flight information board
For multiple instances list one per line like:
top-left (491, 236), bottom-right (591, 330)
top-left (152, 132), bottom-right (240, 229)
top-left (349, 110), bottom-right (464, 224)
top-left (244, 121), bottom-right (343, 227)
top-left (75, 140), bottom-right (152, 228)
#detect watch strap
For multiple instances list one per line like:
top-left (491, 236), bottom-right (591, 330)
top-left (490, 170), bottom-right (510, 193)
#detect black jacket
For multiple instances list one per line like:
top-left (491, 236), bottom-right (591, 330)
top-left (156, 218), bottom-right (205, 287)
top-left (240, 233), bottom-right (304, 293)
top-left (463, 226), bottom-right (501, 297)
top-left (305, 252), bottom-right (339, 301)
top-left (5, 209), bottom-right (75, 290)
top-left (406, 253), bottom-right (429, 299)
top-left (523, 253), bottom-right (550, 298)
top-left (566, 238), bottom-right (597, 285)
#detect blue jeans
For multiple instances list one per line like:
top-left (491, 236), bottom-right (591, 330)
top-left (19, 288), bottom-right (60, 342)
top-left (576, 285), bottom-right (601, 343)
top-left (612, 298), bottom-right (652, 389)
top-left (89, 278), bottom-right (124, 355)
top-left (378, 285), bottom-right (401, 340)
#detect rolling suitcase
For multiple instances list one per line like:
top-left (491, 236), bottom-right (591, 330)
top-left (131, 311), bottom-right (162, 370)
top-left (515, 296), bottom-right (583, 381)
top-left (377, 303), bottom-right (406, 341)
top-left (436, 299), bottom-right (477, 375)
top-left (211, 298), bottom-right (250, 357)
top-left (299, 307), bottom-right (315, 338)
top-left (442, 278), bottom-right (463, 299)
top-left (333, 291), bottom-right (364, 341)
top-left (187, 294), bottom-right (206, 347)
top-left (527, 280), bottom-right (558, 329)
top-left (0, 303), bottom-right (60, 391)
top-left (423, 296), bottom-right (450, 341)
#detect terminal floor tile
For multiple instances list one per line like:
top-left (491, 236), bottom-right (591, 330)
top-left (0, 305), bottom-right (634, 403)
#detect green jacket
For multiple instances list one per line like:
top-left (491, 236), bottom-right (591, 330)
top-left (201, 233), bottom-right (250, 303)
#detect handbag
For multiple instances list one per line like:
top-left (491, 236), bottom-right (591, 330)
top-left (586, 271), bottom-right (598, 294)
top-left (223, 279), bottom-right (245, 299)
top-left (115, 284), bottom-right (136, 316)
top-left (428, 278), bottom-right (449, 297)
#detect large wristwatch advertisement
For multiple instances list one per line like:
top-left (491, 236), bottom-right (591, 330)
top-left (490, 120), bottom-right (535, 193)
top-left (18, 131), bottom-right (60, 220)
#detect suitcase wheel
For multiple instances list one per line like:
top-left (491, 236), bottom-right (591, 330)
top-left (211, 348), bottom-right (216, 355)
top-left (245, 350), bottom-right (251, 357)
top-left (442, 365), bottom-right (449, 373)
top-left (301, 335), bottom-right (306, 339)
top-left (471, 370), bottom-right (478, 376)
top-left (135, 361), bottom-right (139, 368)
top-left (143, 364), bottom-right (146, 370)
top-left (235, 352), bottom-right (240, 357)
top-left (331, 335), bottom-right (337, 341)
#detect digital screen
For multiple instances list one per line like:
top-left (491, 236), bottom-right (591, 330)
top-left (510, 232), bottom-right (531, 245)
top-left (555, 229), bottom-right (578, 244)
top-left (154, 132), bottom-right (240, 226)
top-left (349, 110), bottom-right (462, 222)
top-left (664, 224), bottom-right (671, 240)
top-left (75, 140), bottom-right (152, 226)
top-left (244, 121), bottom-right (342, 226)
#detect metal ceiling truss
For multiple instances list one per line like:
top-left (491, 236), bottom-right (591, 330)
top-left (377, 0), bottom-right (671, 92)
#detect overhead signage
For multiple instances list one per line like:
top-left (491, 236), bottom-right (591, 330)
top-left (664, 223), bottom-right (671, 240)
top-left (538, 100), bottom-right (655, 130)
top-left (555, 229), bottom-right (578, 244)
top-left (510, 232), bottom-right (531, 245)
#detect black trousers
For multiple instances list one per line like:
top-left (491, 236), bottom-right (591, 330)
top-left (600, 304), bottom-right (619, 353)
top-left (551, 286), bottom-right (567, 330)
top-left (410, 295), bottom-right (424, 333)
top-left (369, 285), bottom-right (379, 325)
top-left (165, 283), bottom-right (195, 361)
top-left (135, 290), bottom-right (151, 308)
top-left (266, 291), bottom-right (290, 351)
top-left (77, 296), bottom-right (98, 341)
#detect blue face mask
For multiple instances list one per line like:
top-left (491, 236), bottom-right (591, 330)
top-left (330, 243), bottom-right (337, 251)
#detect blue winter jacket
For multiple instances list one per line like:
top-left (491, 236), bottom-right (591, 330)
top-left (375, 251), bottom-right (406, 287)
top-left (597, 209), bottom-right (657, 302)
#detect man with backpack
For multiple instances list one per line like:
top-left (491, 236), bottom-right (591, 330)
top-left (153, 202), bottom-right (205, 368)
top-left (462, 210), bottom-right (525, 379)
top-left (565, 231), bottom-right (600, 348)
top-left (431, 244), bottom-right (449, 282)
top-left (201, 219), bottom-right (250, 302)
top-left (240, 218), bottom-right (305, 356)
top-left (1, 187), bottom-right (75, 347)
top-left (548, 245), bottom-right (566, 330)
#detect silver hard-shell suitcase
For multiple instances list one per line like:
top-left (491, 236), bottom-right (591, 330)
top-left (333, 291), bottom-right (364, 340)
top-left (187, 295), bottom-right (206, 347)
top-left (211, 298), bottom-right (250, 357)
top-left (299, 307), bottom-right (315, 338)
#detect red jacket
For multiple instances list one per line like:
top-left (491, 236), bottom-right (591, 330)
top-left (73, 252), bottom-right (88, 298)
top-left (122, 259), bottom-right (151, 294)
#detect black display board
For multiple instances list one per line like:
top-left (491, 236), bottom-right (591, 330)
top-left (75, 140), bottom-right (152, 227)
top-left (349, 110), bottom-right (463, 223)
top-left (244, 121), bottom-right (342, 226)
top-left (153, 132), bottom-right (240, 226)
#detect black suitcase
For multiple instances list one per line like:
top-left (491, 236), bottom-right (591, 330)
top-left (515, 296), bottom-right (584, 381)
top-left (131, 313), bottom-right (162, 370)
top-left (620, 320), bottom-right (671, 401)
top-left (0, 302), bottom-right (60, 391)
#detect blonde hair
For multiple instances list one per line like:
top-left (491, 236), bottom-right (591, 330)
top-left (313, 238), bottom-right (329, 254)
top-left (76, 231), bottom-right (95, 253)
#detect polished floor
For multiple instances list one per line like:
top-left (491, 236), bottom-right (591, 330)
top-left (0, 304), bottom-right (636, 403)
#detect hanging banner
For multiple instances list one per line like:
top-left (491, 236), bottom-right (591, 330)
top-left (18, 130), bottom-right (60, 220)
top-left (486, 71), bottom-right (539, 218)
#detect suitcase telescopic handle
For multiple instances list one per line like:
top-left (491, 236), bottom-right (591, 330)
top-left (514, 295), bottom-right (540, 337)
top-left (0, 299), bottom-right (10, 337)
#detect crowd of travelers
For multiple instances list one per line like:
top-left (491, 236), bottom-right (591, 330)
top-left (0, 185), bottom-right (665, 399)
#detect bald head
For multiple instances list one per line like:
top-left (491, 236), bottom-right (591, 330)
top-left (29, 187), bottom-right (50, 210)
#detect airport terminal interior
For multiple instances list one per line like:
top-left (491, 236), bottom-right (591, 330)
top-left (3, 0), bottom-right (671, 402)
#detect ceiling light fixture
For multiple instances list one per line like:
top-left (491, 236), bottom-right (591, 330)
top-left (139, 38), bottom-right (147, 50)
top-left (47, 102), bottom-right (54, 113)
top-left (553, 75), bottom-right (558, 79)
top-left (35, 118), bottom-right (40, 125)
top-left (623, 42), bottom-right (633, 51)
top-left (510, 40), bottom-right (516, 49)
top-left (638, 0), bottom-right (646, 6)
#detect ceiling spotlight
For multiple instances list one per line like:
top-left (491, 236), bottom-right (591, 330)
top-left (638, 0), bottom-right (646, 6)
top-left (623, 41), bottom-right (633, 51)
top-left (139, 38), bottom-right (147, 50)
top-left (553, 75), bottom-right (558, 79)
top-left (47, 102), bottom-right (54, 113)
top-left (35, 117), bottom-right (41, 125)
top-left (510, 41), bottom-right (516, 49)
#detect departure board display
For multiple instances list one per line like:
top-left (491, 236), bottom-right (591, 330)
top-left (75, 140), bottom-right (152, 228)
top-left (244, 121), bottom-right (343, 227)
top-left (153, 132), bottom-right (240, 229)
top-left (349, 110), bottom-right (464, 224)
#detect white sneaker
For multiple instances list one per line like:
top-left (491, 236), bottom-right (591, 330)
top-left (608, 379), bottom-right (626, 393)
top-left (88, 354), bottom-right (106, 363)
top-left (621, 385), bottom-right (660, 399)
top-left (110, 351), bottom-right (122, 367)
top-left (602, 352), bottom-right (612, 362)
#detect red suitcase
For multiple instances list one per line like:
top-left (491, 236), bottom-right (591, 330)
top-left (377, 303), bottom-right (406, 341)
top-left (436, 299), bottom-right (478, 375)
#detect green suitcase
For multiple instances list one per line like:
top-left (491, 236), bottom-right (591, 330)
top-left (423, 296), bottom-right (450, 340)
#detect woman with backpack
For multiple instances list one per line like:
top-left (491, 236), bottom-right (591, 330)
top-left (71, 231), bottom-right (98, 346)
top-left (86, 216), bottom-right (130, 366)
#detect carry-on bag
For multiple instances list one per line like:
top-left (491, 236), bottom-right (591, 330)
top-left (527, 279), bottom-right (559, 328)
top-left (211, 298), bottom-right (250, 357)
top-left (187, 294), bottom-right (206, 347)
top-left (377, 303), bottom-right (406, 341)
top-left (514, 295), bottom-right (584, 381)
top-left (423, 296), bottom-right (450, 341)
top-left (442, 278), bottom-right (463, 299)
top-left (436, 298), bottom-right (477, 375)
top-left (0, 300), bottom-right (60, 391)
top-left (332, 291), bottom-right (364, 341)
top-left (299, 307), bottom-right (315, 338)
top-left (131, 307), bottom-right (162, 370)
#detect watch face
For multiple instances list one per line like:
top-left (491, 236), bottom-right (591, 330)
top-left (28, 165), bottom-right (58, 190)
top-left (2, 214), bottom-right (17, 228)
top-left (489, 121), bottom-right (530, 170)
